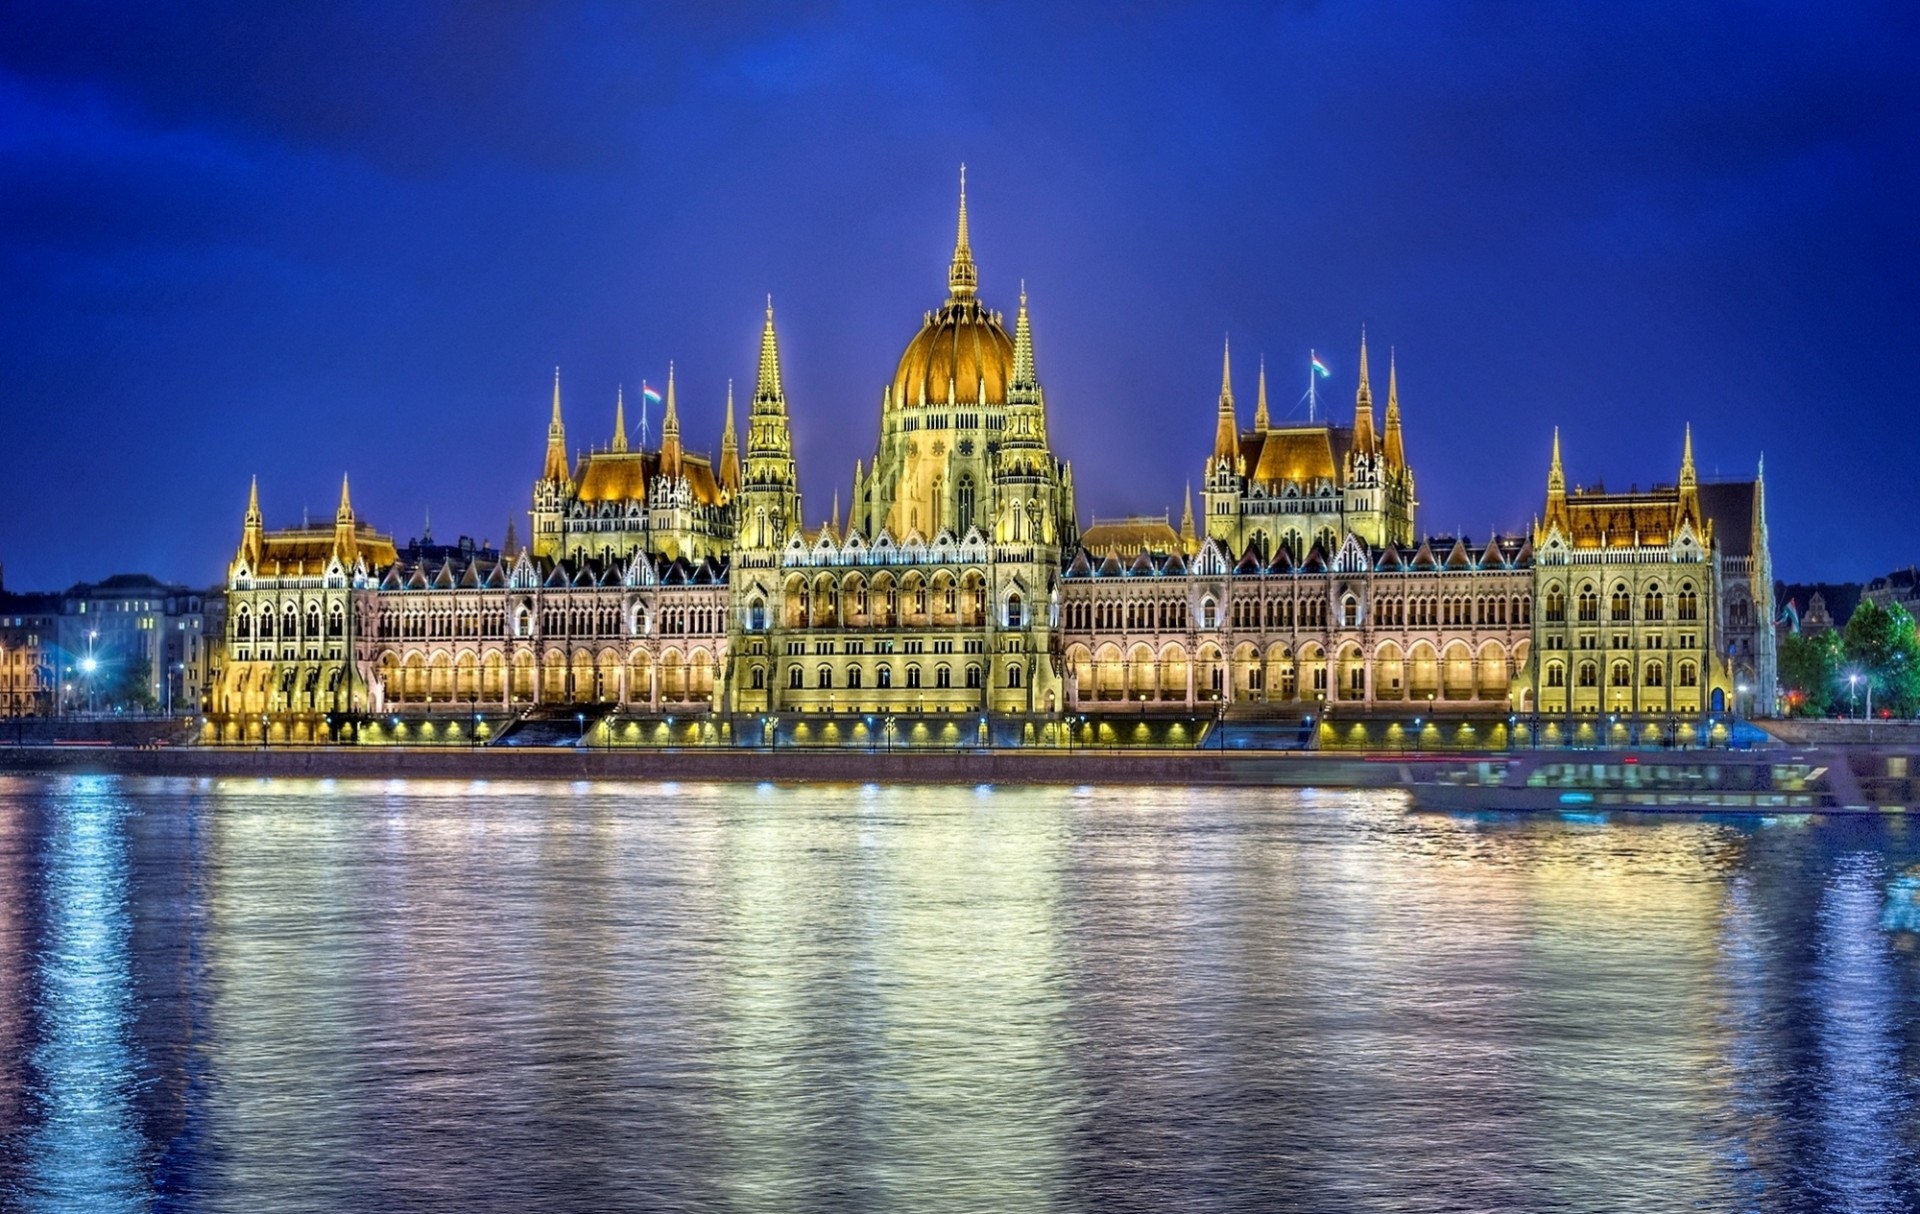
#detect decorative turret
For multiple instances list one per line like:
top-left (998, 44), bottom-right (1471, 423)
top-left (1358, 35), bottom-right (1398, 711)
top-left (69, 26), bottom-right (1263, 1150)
top-left (997, 282), bottom-right (1051, 479)
top-left (1212, 337), bottom-right (1239, 468)
top-left (948, 164), bottom-right (976, 300)
top-left (333, 473), bottom-right (358, 568)
top-left (1383, 350), bottom-right (1405, 470)
top-left (660, 363), bottom-right (683, 480)
top-left (1180, 482), bottom-right (1197, 554)
top-left (1543, 426), bottom-right (1569, 536)
top-left (611, 386), bottom-right (629, 454)
top-left (718, 379), bottom-right (741, 496)
top-left (1677, 422), bottom-right (1701, 532)
top-left (1253, 358), bottom-right (1270, 431)
top-left (1351, 328), bottom-right (1376, 457)
top-left (543, 367), bottom-right (570, 484)
top-left (240, 476), bottom-right (264, 570)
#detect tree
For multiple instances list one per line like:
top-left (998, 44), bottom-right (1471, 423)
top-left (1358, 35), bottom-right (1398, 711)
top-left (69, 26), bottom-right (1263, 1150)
top-left (1778, 629), bottom-right (1841, 717)
top-left (1840, 600), bottom-right (1920, 718)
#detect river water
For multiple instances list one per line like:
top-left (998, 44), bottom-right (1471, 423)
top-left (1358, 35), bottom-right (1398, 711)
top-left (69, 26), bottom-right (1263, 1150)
top-left (0, 775), bottom-right (1916, 1213)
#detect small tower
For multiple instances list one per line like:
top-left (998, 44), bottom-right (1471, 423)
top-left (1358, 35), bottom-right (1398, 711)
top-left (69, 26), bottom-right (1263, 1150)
top-left (660, 363), bottom-right (683, 481)
top-left (739, 298), bottom-right (801, 557)
top-left (332, 473), bottom-right (358, 569)
top-left (994, 282), bottom-right (1059, 545)
top-left (543, 368), bottom-right (570, 484)
top-left (533, 368), bottom-right (573, 560)
top-left (237, 476), bottom-right (264, 573)
top-left (1253, 358), bottom-right (1270, 432)
top-left (1204, 337), bottom-right (1246, 548)
top-left (1180, 482), bottom-right (1198, 555)
top-left (718, 379), bottom-right (741, 498)
top-left (611, 386), bottom-right (629, 454)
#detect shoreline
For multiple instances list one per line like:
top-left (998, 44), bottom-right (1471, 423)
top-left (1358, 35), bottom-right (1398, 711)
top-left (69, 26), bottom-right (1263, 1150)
top-left (0, 743), bottom-right (1418, 787)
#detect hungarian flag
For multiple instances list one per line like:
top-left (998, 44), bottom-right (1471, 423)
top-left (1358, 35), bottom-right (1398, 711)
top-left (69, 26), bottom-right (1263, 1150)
top-left (641, 383), bottom-right (664, 404)
top-left (1310, 353), bottom-right (1331, 379)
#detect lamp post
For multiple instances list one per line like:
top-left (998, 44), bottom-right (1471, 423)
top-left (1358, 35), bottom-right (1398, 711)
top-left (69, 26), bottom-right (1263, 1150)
top-left (468, 691), bottom-right (479, 750)
top-left (81, 629), bottom-right (98, 716)
top-left (1849, 672), bottom-right (1860, 720)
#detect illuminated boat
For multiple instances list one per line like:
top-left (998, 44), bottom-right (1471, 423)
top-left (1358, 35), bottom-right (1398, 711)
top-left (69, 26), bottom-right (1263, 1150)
top-left (1403, 749), bottom-right (1920, 815)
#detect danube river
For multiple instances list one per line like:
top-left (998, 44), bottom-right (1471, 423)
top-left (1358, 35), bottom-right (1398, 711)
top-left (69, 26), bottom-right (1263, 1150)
top-left (0, 775), bottom-right (1916, 1213)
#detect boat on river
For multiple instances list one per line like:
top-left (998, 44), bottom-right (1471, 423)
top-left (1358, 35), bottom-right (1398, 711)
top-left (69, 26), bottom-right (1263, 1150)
top-left (1403, 748), bottom-right (1920, 815)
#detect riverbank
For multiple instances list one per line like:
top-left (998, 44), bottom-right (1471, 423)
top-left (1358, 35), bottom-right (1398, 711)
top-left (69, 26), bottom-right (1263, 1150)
top-left (0, 743), bottom-right (1417, 787)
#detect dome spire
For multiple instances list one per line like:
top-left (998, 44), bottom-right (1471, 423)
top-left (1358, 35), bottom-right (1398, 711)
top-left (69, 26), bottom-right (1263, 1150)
top-left (948, 164), bottom-right (977, 299)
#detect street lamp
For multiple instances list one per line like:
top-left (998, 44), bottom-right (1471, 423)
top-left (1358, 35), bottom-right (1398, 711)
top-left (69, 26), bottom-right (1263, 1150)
top-left (1849, 672), bottom-right (1860, 720)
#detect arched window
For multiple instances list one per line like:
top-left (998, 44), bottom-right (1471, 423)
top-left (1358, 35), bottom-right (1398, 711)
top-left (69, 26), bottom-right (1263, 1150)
top-left (1644, 585), bottom-right (1664, 622)
top-left (1200, 597), bottom-right (1218, 629)
top-left (817, 665), bottom-right (833, 689)
top-left (1006, 593), bottom-right (1024, 628)
top-left (1341, 596), bottom-right (1359, 628)
top-left (1677, 584), bottom-right (1699, 622)
top-left (750, 666), bottom-right (765, 690)
top-left (956, 474), bottom-right (976, 535)
top-left (965, 664), bottom-right (982, 689)
top-left (1610, 585), bottom-right (1632, 622)
top-left (1546, 661), bottom-right (1566, 688)
top-left (935, 665), bottom-right (952, 689)
top-left (1609, 661), bottom-right (1631, 687)
top-left (747, 598), bottom-right (766, 631)
top-left (236, 606), bottom-right (252, 639)
top-left (1007, 664), bottom-right (1022, 689)
top-left (1577, 662), bottom-right (1598, 688)
top-left (847, 666), bottom-right (863, 689)
top-left (1645, 662), bottom-right (1664, 688)
top-left (328, 605), bottom-right (345, 638)
top-left (1577, 587), bottom-right (1598, 623)
top-left (788, 666), bottom-right (804, 689)
top-left (878, 664), bottom-right (893, 689)
top-left (906, 665), bottom-right (921, 689)
top-left (1678, 661), bottom-right (1698, 687)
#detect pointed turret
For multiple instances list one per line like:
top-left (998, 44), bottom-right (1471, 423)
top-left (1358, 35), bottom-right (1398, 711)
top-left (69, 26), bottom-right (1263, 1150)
top-left (948, 164), bottom-right (977, 299)
top-left (1548, 427), bottom-right (1565, 497)
top-left (333, 473), bottom-right (358, 566)
top-left (660, 362), bottom-right (683, 479)
top-left (754, 298), bottom-right (785, 411)
top-left (1383, 348), bottom-right (1405, 469)
top-left (504, 517), bottom-right (520, 559)
top-left (718, 379), bottom-right (741, 495)
top-left (240, 476), bottom-right (264, 569)
top-left (1541, 426), bottom-right (1570, 539)
top-left (1254, 358), bottom-right (1270, 431)
top-left (1351, 329), bottom-right (1377, 456)
top-left (1212, 337), bottom-right (1239, 466)
top-left (827, 489), bottom-right (840, 541)
top-left (1677, 423), bottom-right (1702, 532)
top-left (611, 386), bottom-right (629, 454)
top-left (543, 367), bottom-right (570, 483)
top-left (1180, 482), bottom-right (1197, 553)
top-left (1010, 280), bottom-right (1036, 396)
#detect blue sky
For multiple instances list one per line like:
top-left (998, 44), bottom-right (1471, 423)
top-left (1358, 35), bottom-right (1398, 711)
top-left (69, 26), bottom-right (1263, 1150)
top-left (2, 1), bottom-right (1914, 587)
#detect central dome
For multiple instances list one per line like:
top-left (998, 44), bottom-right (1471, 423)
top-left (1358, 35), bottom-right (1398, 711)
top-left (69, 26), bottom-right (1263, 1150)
top-left (888, 165), bottom-right (1013, 410)
top-left (892, 298), bottom-right (1014, 408)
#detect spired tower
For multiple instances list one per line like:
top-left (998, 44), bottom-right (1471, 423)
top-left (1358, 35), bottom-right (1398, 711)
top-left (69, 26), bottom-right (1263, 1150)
top-left (1203, 332), bottom-right (1416, 559)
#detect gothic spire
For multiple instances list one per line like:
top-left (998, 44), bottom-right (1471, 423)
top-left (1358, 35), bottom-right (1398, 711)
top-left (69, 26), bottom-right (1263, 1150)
top-left (754, 298), bottom-right (785, 410)
top-left (1253, 357), bottom-right (1270, 431)
top-left (333, 472), bottom-right (358, 566)
top-left (1680, 422), bottom-right (1696, 489)
top-left (336, 472), bottom-right (353, 522)
top-left (1548, 427), bottom-right (1565, 497)
top-left (611, 386), bottom-right (629, 454)
top-left (1180, 481), bottom-right (1197, 549)
top-left (245, 475), bottom-right (261, 525)
top-left (660, 362), bottom-right (683, 478)
top-left (1212, 336), bottom-right (1239, 466)
top-left (1352, 328), bottom-right (1376, 456)
top-left (1010, 280), bottom-right (1036, 392)
top-left (543, 366), bottom-right (571, 483)
top-left (948, 163), bottom-right (977, 299)
top-left (719, 378), bottom-right (741, 493)
top-left (1383, 348), bottom-right (1405, 469)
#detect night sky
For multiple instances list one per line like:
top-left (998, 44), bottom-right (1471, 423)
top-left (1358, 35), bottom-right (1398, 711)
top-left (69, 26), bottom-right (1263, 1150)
top-left (3, 2), bottom-right (1914, 590)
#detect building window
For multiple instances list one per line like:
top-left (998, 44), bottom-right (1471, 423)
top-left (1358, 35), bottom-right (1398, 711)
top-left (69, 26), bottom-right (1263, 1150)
top-left (1644, 587), bottom-right (1664, 622)
top-left (1578, 587), bottom-right (1598, 623)
top-left (1610, 585), bottom-right (1631, 622)
top-left (750, 666), bottom-right (765, 690)
top-left (1577, 662), bottom-right (1598, 688)
top-left (1645, 662), bottom-right (1664, 688)
top-left (878, 665), bottom-right (893, 689)
top-left (788, 666), bottom-right (804, 689)
top-left (1610, 661), bottom-right (1631, 687)
top-left (1677, 585), bottom-right (1699, 622)
top-left (1006, 664), bottom-right (1022, 689)
top-left (1341, 596), bottom-right (1359, 628)
top-left (817, 665), bottom-right (833, 689)
top-left (1546, 662), bottom-right (1566, 688)
top-left (906, 665), bottom-right (921, 689)
top-left (1678, 661), bottom-right (1698, 687)
top-left (965, 664), bottom-right (982, 689)
top-left (847, 666), bottom-right (863, 689)
top-left (1005, 593), bottom-right (1024, 628)
top-left (935, 665), bottom-right (952, 689)
top-left (957, 474), bottom-right (976, 536)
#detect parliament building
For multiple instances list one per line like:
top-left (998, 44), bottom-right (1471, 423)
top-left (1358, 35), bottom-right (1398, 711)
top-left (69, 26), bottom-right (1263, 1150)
top-left (208, 175), bottom-right (1774, 745)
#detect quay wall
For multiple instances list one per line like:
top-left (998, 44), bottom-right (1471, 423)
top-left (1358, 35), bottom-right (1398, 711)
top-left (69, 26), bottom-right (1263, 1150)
top-left (0, 744), bottom-right (1419, 789)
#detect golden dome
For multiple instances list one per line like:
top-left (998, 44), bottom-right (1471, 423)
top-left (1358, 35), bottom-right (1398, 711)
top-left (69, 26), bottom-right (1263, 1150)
top-left (892, 298), bottom-right (1014, 409)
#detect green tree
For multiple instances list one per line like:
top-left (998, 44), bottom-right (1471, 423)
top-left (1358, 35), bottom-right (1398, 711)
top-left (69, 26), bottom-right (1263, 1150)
top-left (1778, 629), bottom-right (1841, 716)
top-left (1840, 600), bottom-right (1920, 718)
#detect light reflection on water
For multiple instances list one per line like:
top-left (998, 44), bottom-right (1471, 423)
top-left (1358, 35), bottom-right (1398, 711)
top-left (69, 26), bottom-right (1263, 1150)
top-left (0, 776), bottom-right (1916, 1212)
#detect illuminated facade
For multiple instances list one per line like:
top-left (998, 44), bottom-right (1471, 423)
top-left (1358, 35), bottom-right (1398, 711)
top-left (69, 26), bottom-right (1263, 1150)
top-left (204, 173), bottom-right (1775, 741)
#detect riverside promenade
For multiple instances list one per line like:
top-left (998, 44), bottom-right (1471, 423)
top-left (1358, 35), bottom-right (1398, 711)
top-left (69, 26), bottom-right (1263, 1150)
top-left (0, 743), bottom-right (1415, 788)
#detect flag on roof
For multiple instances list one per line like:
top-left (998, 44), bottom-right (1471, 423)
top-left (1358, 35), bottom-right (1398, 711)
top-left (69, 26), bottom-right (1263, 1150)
top-left (1310, 353), bottom-right (1332, 379)
top-left (641, 383), bottom-right (663, 404)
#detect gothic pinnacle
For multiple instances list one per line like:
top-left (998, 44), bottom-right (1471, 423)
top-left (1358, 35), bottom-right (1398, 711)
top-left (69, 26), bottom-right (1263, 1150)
top-left (948, 163), bottom-right (977, 299)
top-left (1254, 357), bottom-right (1270, 431)
top-left (612, 386), bottom-right (628, 453)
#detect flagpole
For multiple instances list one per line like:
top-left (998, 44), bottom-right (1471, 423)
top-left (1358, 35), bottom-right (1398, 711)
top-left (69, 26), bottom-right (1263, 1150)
top-left (1307, 350), bottom-right (1317, 424)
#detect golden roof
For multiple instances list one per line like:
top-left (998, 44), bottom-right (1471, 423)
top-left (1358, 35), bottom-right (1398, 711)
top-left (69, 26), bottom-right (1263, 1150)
top-left (1245, 425), bottom-right (1341, 486)
top-left (1080, 517), bottom-right (1182, 559)
top-left (575, 450), bottom-right (725, 507)
top-left (892, 298), bottom-right (1013, 408)
top-left (257, 525), bottom-right (398, 576)
top-left (1558, 489), bottom-right (1708, 549)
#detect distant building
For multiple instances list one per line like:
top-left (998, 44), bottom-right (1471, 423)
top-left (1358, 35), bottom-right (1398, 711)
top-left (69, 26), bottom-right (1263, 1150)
top-left (57, 574), bottom-right (216, 714)
top-left (0, 590), bottom-right (58, 717)
top-left (1862, 566), bottom-right (1920, 614)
